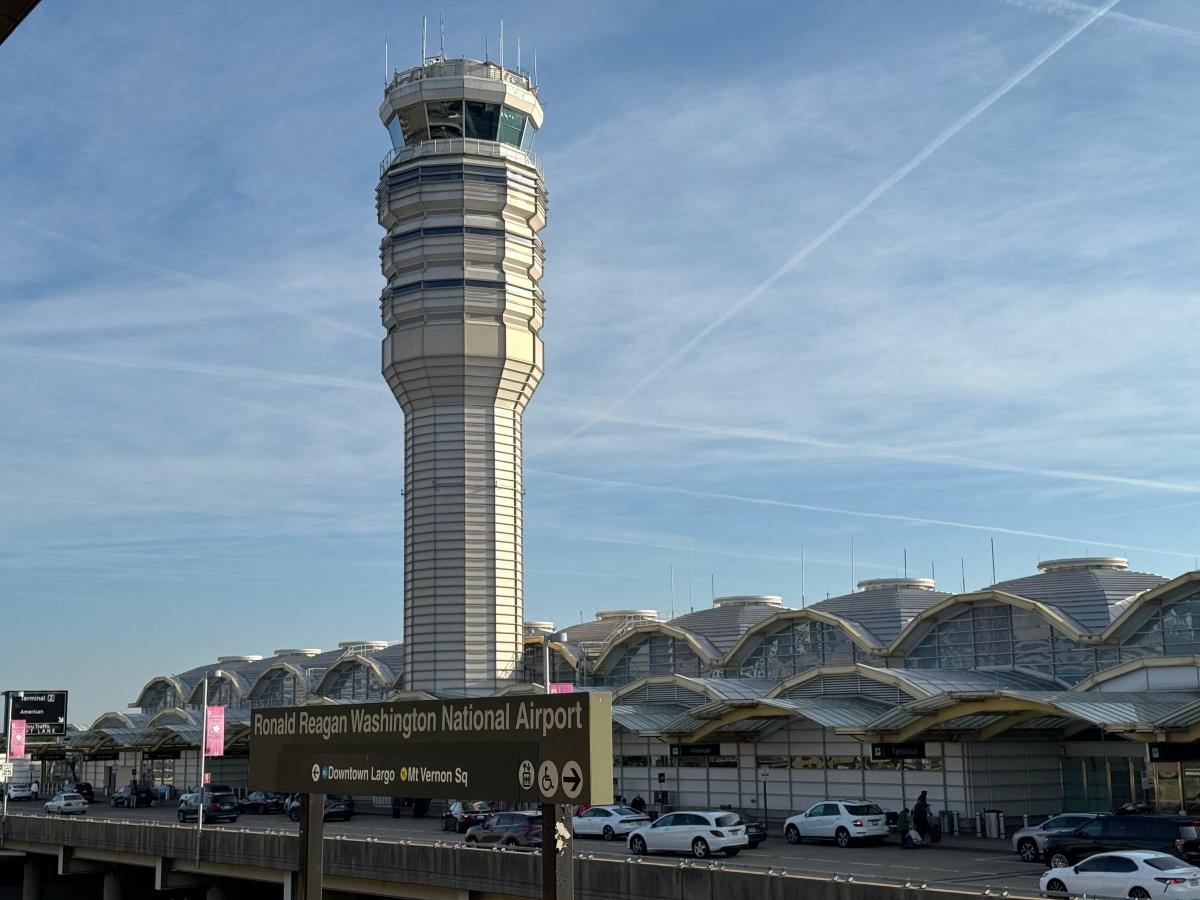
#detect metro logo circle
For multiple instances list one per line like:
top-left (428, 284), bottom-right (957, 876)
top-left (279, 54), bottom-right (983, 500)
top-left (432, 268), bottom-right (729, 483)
top-left (311, 764), bottom-right (321, 783)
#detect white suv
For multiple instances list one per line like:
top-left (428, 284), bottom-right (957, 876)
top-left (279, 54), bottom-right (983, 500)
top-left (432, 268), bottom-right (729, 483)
top-left (627, 811), bottom-right (750, 859)
top-left (785, 800), bottom-right (889, 847)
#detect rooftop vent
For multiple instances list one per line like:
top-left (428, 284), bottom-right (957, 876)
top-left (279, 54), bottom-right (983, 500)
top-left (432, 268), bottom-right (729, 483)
top-left (595, 610), bottom-right (659, 622)
top-left (523, 621), bottom-right (556, 635)
top-left (1037, 557), bottom-right (1128, 573)
top-left (713, 595), bottom-right (784, 608)
top-left (274, 648), bottom-right (322, 658)
top-left (216, 655), bottom-right (263, 664)
top-left (337, 640), bottom-right (391, 652)
top-left (857, 578), bottom-right (938, 592)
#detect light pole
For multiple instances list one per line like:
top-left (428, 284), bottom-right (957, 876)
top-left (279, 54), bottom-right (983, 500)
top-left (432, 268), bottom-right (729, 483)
top-left (760, 767), bottom-right (769, 833)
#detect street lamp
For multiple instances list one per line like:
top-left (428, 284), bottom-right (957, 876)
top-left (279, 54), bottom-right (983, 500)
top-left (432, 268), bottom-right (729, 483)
top-left (759, 766), bottom-right (769, 834)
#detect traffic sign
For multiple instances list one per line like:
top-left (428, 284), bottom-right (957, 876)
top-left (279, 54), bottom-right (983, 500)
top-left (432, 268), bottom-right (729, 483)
top-left (4, 691), bottom-right (68, 739)
top-left (249, 693), bottom-right (613, 805)
top-left (561, 761), bottom-right (583, 800)
top-left (0, 763), bottom-right (12, 781)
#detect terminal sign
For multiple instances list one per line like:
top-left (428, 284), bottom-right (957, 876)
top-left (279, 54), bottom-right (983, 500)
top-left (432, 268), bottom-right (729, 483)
top-left (4, 691), bottom-right (68, 739)
top-left (249, 692), bottom-right (613, 806)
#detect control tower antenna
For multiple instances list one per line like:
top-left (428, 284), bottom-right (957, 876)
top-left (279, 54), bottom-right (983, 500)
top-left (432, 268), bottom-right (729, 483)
top-left (378, 54), bottom-right (547, 693)
top-left (533, 47), bottom-right (538, 87)
top-left (517, 37), bottom-right (521, 74)
top-left (440, 14), bottom-right (445, 58)
top-left (384, 33), bottom-right (388, 87)
top-left (421, 16), bottom-right (427, 63)
top-left (499, 19), bottom-right (504, 69)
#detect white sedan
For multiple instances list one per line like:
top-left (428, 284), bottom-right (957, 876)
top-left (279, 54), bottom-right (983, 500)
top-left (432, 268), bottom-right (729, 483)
top-left (572, 805), bottom-right (650, 841)
top-left (1041, 851), bottom-right (1200, 899)
top-left (44, 792), bottom-right (88, 815)
top-left (5, 784), bottom-right (32, 801)
top-left (627, 810), bottom-right (749, 859)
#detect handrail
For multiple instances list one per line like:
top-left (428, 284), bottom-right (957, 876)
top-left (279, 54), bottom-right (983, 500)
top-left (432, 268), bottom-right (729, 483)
top-left (380, 138), bottom-right (542, 178)
top-left (386, 58), bottom-right (536, 94)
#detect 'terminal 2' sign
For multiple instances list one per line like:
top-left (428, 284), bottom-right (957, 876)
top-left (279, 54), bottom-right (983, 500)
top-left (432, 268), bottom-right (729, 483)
top-left (249, 693), bottom-right (613, 806)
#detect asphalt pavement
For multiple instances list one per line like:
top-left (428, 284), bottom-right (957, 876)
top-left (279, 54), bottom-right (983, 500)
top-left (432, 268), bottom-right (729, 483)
top-left (5, 803), bottom-right (1048, 894)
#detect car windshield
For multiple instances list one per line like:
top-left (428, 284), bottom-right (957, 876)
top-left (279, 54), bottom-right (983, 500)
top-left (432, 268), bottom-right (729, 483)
top-left (845, 804), bottom-right (884, 815)
top-left (328, 795), bottom-right (351, 802)
top-left (1181, 826), bottom-right (1199, 840)
top-left (715, 814), bottom-right (740, 827)
top-left (615, 807), bottom-right (642, 816)
top-left (1146, 856), bottom-right (1192, 871)
top-left (64, 794), bottom-right (81, 801)
top-left (522, 816), bottom-right (542, 826)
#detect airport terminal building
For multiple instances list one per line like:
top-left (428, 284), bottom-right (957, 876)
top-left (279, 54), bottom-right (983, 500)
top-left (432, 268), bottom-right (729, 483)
top-left (50, 557), bottom-right (1200, 823)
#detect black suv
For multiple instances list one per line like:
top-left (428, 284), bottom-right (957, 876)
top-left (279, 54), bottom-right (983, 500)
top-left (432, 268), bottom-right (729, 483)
top-left (1042, 815), bottom-right (1200, 867)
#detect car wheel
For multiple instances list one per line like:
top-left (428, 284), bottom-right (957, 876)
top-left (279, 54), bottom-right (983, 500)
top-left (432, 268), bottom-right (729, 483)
top-left (442, 818), bottom-right (451, 831)
top-left (835, 828), bottom-right (851, 848)
top-left (725, 848), bottom-right (741, 857)
top-left (502, 838), bottom-right (518, 847)
top-left (288, 808), bottom-right (300, 822)
top-left (630, 835), bottom-right (648, 856)
top-left (466, 835), bottom-right (478, 844)
top-left (1129, 889), bottom-right (1150, 900)
top-left (602, 825), bottom-right (615, 841)
top-left (177, 810), bottom-right (186, 823)
top-left (785, 824), bottom-right (801, 844)
top-left (692, 837), bottom-right (710, 859)
top-left (1049, 852), bottom-right (1071, 870)
top-left (1046, 879), bottom-right (1067, 896)
top-left (1017, 839), bottom-right (1039, 863)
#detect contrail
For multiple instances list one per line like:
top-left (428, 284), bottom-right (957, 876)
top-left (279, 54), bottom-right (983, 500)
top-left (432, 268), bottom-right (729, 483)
top-left (540, 0), bottom-right (1121, 454)
top-left (1, 346), bottom-right (379, 393)
top-left (528, 530), bottom-right (896, 572)
top-left (605, 415), bottom-right (1200, 495)
top-left (999, 0), bottom-right (1200, 47)
top-left (528, 468), bottom-right (1198, 562)
top-left (13, 218), bottom-right (376, 340)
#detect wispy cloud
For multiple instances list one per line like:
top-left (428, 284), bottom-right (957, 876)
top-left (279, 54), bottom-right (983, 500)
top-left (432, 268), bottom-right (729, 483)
top-left (998, 0), bottom-right (1200, 47)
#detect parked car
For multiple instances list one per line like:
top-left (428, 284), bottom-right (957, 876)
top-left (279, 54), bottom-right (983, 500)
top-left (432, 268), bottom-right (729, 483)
top-left (391, 797), bottom-right (431, 818)
top-left (72, 782), bottom-right (95, 803)
top-left (1012, 812), bottom-right (1107, 862)
top-left (4, 784), bottom-right (32, 801)
top-left (1041, 850), bottom-right (1200, 899)
top-left (627, 811), bottom-right (749, 859)
top-left (571, 805), bottom-right (650, 841)
top-left (177, 790), bottom-right (240, 824)
top-left (284, 793), bottom-right (355, 822)
top-left (784, 800), bottom-right (889, 847)
top-left (239, 791), bottom-right (285, 814)
top-left (110, 786), bottom-right (155, 808)
top-left (44, 792), bottom-right (88, 816)
top-left (1042, 815), bottom-right (1200, 868)
top-left (443, 801), bottom-right (494, 833)
top-left (744, 819), bottom-right (768, 848)
top-left (465, 811), bottom-right (543, 847)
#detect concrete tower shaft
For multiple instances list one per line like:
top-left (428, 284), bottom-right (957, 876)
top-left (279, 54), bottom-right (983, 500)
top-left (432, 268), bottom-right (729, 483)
top-left (377, 59), bottom-right (547, 693)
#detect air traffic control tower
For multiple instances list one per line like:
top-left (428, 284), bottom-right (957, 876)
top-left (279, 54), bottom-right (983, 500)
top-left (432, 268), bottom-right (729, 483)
top-left (377, 58), bottom-right (546, 693)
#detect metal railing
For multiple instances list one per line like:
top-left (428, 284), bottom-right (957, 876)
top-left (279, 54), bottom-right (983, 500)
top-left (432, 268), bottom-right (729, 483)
top-left (379, 138), bottom-right (541, 177)
top-left (387, 58), bottom-right (536, 94)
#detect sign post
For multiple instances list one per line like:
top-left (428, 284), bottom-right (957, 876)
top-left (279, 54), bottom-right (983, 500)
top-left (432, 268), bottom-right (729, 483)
top-left (250, 694), bottom-right (612, 900)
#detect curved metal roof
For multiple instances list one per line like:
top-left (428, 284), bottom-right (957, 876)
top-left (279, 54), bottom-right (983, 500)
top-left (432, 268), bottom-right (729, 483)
top-left (808, 582), bottom-right (949, 644)
top-left (667, 601), bottom-right (785, 653)
top-left (990, 565), bottom-right (1167, 632)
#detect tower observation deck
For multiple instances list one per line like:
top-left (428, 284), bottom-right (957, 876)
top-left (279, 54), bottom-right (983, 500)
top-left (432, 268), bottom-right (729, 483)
top-left (377, 57), bottom-right (547, 693)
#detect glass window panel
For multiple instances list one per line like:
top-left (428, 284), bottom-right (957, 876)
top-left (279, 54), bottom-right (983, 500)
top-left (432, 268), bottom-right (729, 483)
top-left (397, 103), bottom-right (429, 146)
top-left (498, 106), bottom-right (527, 146)
top-left (465, 101), bottom-right (500, 140)
top-left (386, 114), bottom-right (404, 150)
top-left (426, 100), bottom-right (464, 139)
top-left (791, 755), bottom-right (825, 770)
top-left (520, 121), bottom-right (536, 151)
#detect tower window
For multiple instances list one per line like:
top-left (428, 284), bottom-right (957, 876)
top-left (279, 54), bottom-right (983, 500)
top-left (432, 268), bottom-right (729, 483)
top-left (465, 101), bottom-right (501, 140)
top-left (426, 100), bottom-right (465, 139)
top-left (396, 103), bottom-right (429, 146)
top-left (498, 107), bottom-right (527, 147)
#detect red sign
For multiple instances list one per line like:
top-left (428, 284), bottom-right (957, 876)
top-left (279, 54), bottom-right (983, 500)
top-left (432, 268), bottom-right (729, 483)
top-left (549, 683), bottom-right (575, 694)
top-left (9, 719), bottom-right (26, 759)
top-left (204, 706), bottom-right (225, 757)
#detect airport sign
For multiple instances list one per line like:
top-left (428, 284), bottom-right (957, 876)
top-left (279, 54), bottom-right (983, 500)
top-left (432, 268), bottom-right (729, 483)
top-left (249, 692), bottom-right (613, 805)
top-left (5, 691), bottom-right (68, 738)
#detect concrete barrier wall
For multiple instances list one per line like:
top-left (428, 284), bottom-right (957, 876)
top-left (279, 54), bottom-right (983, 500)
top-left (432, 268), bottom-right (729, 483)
top-left (2, 815), bottom-right (1037, 900)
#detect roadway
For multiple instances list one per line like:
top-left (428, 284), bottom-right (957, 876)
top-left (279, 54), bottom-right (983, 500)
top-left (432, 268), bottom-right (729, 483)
top-left (3, 803), bottom-right (1049, 893)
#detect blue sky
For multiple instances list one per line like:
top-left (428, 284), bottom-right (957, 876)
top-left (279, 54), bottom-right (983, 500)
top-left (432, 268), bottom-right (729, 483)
top-left (3, 0), bottom-right (1199, 722)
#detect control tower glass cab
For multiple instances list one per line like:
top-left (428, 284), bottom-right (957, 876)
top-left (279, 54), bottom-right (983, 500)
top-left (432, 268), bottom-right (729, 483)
top-left (376, 58), bottom-right (547, 695)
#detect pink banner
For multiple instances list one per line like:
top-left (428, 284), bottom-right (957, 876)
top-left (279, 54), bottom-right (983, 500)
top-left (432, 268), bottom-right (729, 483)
top-left (204, 706), bottom-right (225, 757)
top-left (9, 719), bottom-right (26, 759)
top-left (549, 683), bottom-right (575, 694)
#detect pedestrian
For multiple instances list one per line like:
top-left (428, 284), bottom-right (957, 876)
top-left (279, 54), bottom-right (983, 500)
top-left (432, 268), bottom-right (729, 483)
top-left (912, 791), bottom-right (931, 843)
top-left (631, 794), bottom-right (646, 813)
top-left (30, 779), bottom-right (39, 802)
